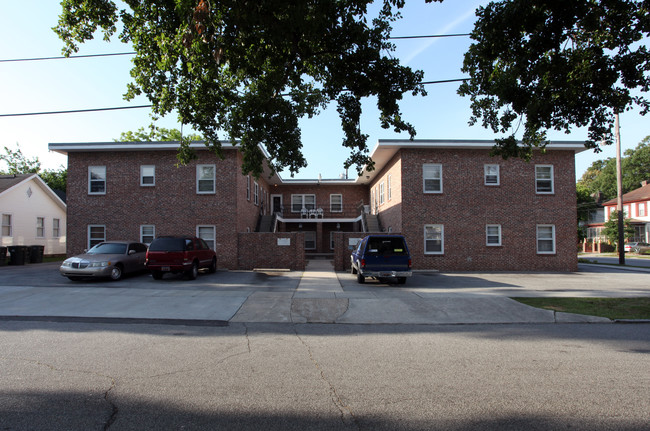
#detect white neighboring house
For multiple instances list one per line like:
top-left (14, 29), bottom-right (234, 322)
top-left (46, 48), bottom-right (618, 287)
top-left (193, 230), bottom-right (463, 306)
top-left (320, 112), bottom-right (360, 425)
top-left (0, 174), bottom-right (67, 255)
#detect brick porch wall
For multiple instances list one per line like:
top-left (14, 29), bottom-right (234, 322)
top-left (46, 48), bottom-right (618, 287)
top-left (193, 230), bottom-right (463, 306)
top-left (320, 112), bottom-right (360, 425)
top-left (237, 232), bottom-right (305, 270)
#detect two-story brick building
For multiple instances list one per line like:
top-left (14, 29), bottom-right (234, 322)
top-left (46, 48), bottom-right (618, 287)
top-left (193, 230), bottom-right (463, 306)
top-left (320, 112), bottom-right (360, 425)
top-left (49, 139), bottom-right (585, 271)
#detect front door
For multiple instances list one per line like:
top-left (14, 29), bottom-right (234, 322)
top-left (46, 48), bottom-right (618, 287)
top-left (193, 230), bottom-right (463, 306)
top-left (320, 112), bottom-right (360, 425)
top-left (271, 194), bottom-right (283, 214)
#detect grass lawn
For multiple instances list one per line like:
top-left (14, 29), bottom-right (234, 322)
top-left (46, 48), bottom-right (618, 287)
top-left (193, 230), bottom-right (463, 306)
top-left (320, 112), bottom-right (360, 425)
top-left (512, 297), bottom-right (650, 320)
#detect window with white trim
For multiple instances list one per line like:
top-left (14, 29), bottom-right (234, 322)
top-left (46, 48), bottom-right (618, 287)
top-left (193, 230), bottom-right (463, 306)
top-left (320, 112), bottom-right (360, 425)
top-left (291, 194), bottom-right (316, 212)
top-left (379, 181), bottom-right (385, 204)
top-left (140, 225), bottom-right (155, 245)
top-left (140, 165), bottom-right (155, 186)
top-left (197, 225), bottom-right (216, 250)
top-left (304, 231), bottom-right (316, 250)
top-left (388, 174), bottom-right (392, 200)
top-left (196, 164), bottom-right (216, 194)
top-left (484, 164), bottom-right (500, 186)
top-left (2, 214), bottom-right (12, 237)
top-left (53, 218), bottom-right (61, 238)
top-left (536, 224), bottom-right (556, 254)
top-left (254, 182), bottom-right (259, 205)
top-left (246, 175), bottom-right (251, 201)
top-left (36, 217), bottom-right (45, 238)
top-left (88, 225), bottom-right (106, 249)
top-left (88, 166), bottom-right (106, 195)
top-left (639, 203), bottom-right (646, 217)
top-left (486, 224), bottom-right (502, 246)
top-left (424, 224), bottom-right (444, 254)
top-left (423, 164), bottom-right (442, 193)
top-left (535, 165), bottom-right (554, 194)
top-left (330, 194), bottom-right (342, 212)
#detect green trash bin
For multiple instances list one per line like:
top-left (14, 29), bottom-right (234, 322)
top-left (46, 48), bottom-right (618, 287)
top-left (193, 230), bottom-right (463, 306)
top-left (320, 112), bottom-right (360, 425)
top-left (29, 245), bottom-right (45, 263)
top-left (0, 246), bottom-right (6, 266)
top-left (8, 245), bottom-right (28, 265)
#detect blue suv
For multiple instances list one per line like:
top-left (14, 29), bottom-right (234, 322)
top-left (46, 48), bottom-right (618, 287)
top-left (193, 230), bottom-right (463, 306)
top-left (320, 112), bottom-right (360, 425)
top-left (350, 235), bottom-right (412, 284)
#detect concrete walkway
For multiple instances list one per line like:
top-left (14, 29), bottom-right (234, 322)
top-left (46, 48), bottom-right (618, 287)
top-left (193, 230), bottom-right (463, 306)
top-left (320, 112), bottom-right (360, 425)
top-left (0, 260), bottom-right (614, 325)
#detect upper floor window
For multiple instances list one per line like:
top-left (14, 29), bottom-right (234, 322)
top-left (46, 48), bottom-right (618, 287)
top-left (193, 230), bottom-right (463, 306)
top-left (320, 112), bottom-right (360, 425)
top-left (36, 217), bottom-right (45, 238)
top-left (388, 175), bottom-right (392, 200)
top-left (535, 165), bottom-right (554, 194)
top-left (246, 175), bottom-right (251, 201)
top-left (639, 203), bottom-right (646, 217)
top-left (254, 182), bottom-right (259, 205)
top-left (330, 194), bottom-right (343, 212)
top-left (140, 165), bottom-right (155, 186)
top-left (424, 224), bottom-right (444, 254)
top-left (291, 194), bottom-right (316, 212)
top-left (2, 214), bottom-right (11, 237)
top-left (423, 164), bottom-right (442, 193)
top-left (536, 224), bottom-right (556, 254)
top-left (88, 166), bottom-right (106, 195)
top-left (53, 218), bottom-right (61, 238)
top-left (141, 225), bottom-right (155, 245)
top-left (486, 224), bottom-right (502, 246)
top-left (196, 164), bottom-right (215, 194)
top-left (379, 181), bottom-right (385, 204)
top-left (484, 164), bottom-right (500, 186)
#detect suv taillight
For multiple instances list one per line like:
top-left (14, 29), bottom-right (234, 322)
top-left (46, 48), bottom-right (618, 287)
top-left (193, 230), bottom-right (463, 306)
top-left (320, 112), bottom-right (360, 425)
top-left (408, 259), bottom-right (412, 269)
top-left (361, 259), bottom-right (366, 268)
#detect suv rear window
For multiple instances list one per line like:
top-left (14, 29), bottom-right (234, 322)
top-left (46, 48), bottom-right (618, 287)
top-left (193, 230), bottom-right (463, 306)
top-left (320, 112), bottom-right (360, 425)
top-left (148, 238), bottom-right (187, 252)
top-left (366, 237), bottom-right (408, 256)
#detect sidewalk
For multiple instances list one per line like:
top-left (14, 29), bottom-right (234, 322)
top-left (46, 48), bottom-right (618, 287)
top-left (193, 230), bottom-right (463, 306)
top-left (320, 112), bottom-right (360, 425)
top-left (0, 260), bottom-right (612, 325)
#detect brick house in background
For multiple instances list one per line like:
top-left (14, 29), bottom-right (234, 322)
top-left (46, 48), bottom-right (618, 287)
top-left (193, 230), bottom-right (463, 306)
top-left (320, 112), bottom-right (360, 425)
top-left (49, 139), bottom-right (585, 271)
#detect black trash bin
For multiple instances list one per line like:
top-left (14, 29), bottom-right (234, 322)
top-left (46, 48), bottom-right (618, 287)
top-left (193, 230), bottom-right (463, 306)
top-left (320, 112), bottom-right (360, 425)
top-left (29, 245), bottom-right (45, 263)
top-left (0, 246), bottom-right (6, 266)
top-left (8, 245), bottom-right (28, 265)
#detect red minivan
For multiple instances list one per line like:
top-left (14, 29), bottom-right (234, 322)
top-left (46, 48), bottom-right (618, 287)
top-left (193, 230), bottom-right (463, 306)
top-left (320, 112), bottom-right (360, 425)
top-left (146, 236), bottom-right (217, 280)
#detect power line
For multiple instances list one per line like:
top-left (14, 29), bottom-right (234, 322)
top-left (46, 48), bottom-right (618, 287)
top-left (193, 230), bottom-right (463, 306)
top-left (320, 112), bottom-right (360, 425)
top-left (0, 52), bottom-right (136, 63)
top-left (389, 33), bottom-right (470, 39)
top-left (0, 79), bottom-right (467, 118)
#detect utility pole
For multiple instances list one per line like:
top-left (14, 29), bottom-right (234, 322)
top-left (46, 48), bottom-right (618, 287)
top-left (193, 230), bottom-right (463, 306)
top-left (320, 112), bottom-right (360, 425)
top-left (615, 112), bottom-right (625, 265)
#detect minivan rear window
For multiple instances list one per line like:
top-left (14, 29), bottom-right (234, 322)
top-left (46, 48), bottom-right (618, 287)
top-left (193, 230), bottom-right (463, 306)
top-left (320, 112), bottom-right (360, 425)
top-left (148, 238), bottom-right (186, 252)
top-left (366, 237), bottom-right (408, 256)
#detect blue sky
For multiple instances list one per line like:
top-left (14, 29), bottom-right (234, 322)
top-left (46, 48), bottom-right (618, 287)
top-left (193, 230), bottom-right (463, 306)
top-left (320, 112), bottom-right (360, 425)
top-left (1, 1), bottom-right (647, 181)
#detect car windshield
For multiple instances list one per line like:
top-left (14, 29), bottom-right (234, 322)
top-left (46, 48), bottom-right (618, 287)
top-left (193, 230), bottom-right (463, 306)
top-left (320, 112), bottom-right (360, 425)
top-left (88, 243), bottom-right (127, 255)
top-left (148, 238), bottom-right (186, 252)
top-left (366, 238), bottom-right (408, 256)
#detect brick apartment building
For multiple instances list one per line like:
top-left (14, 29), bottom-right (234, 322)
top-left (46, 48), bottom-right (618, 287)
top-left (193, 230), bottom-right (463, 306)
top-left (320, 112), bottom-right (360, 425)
top-left (49, 139), bottom-right (585, 271)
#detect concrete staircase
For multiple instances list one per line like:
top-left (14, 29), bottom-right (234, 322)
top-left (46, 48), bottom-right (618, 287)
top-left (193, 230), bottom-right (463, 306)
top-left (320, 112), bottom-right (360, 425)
top-left (365, 214), bottom-right (381, 232)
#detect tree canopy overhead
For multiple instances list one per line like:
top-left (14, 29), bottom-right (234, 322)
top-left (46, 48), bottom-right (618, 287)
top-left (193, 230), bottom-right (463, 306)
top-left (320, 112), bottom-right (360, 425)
top-left (459, 0), bottom-right (650, 160)
top-left (55, 0), bottom-right (438, 177)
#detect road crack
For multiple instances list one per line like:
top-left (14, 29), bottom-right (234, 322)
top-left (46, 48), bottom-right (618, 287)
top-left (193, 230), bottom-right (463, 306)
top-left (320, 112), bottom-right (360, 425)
top-left (293, 328), bottom-right (360, 429)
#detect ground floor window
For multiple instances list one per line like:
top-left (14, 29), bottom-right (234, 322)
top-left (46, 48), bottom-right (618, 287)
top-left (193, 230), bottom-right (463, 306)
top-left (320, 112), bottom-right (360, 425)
top-left (304, 231), bottom-right (316, 250)
top-left (88, 225), bottom-right (106, 249)
top-left (197, 225), bottom-right (216, 250)
top-left (424, 224), bottom-right (444, 254)
top-left (2, 214), bottom-right (12, 237)
top-left (53, 218), bottom-right (61, 238)
top-left (486, 224), bottom-right (501, 246)
top-left (141, 225), bottom-right (155, 245)
top-left (36, 217), bottom-right (45, 238)
top-left (536, 225), bottom-right (555, 254)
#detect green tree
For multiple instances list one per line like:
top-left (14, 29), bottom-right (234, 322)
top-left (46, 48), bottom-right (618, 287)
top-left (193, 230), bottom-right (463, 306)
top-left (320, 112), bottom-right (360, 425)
top-left (117, 126), bottom-right (203, 143)
top-left (459, 1), bottom-right (649, 160)
top-left (603, 210), bottom-right (635, 251)
top-left (55, 0), bottom-right (438, 177)
top-left (39, 168), bottom-right (68, 193)
top-left (0, 144), bottom-right (41, 174)
top-left (576, 182), bottom-right (596, 242)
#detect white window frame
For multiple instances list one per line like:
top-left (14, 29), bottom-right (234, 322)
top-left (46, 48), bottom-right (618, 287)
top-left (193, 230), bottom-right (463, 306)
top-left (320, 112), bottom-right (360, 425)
top-left (304, 231), bottom-right (316, 250)
top-left (388, 174), bottom-right (392, 201)
top-left (2, 214), bottom-right (12, 237)
top-left (246, 175), bottom-right (251, 201)
top-left (291, 194), bottom-right (316, 212)
top-left (424, 224), bottom-right (444, 255)
top-left (639, 203), bottom-right (646, 217)
top-left (196, 164), bottom-right (216, 194)
top-left (535, 165), bottom-right (554, 194)
top-left (484, 164), bottom-right (500, 186)
top-left (536, 224), bottom-right (556, 254)
top-left (140, 225), bottom-right (155, 245)
top-left (88, 225), bottom-right (106, 249)
top-left (330, 194), bottom-right (343, 213)
top-left (88, 166), bottom-right (106, 195)
top-left (254, 182), bottom-right (259, 205)
top-left (379, 181), bottom-right (385, 205)
top-left (52, 218), bottom-right (60, 238)
top-left (140, 165), bottom-right (155, 186)
top-left (423, 164), bottom-right (443, 193)
top-left (36, 217), bottom-right (45, 238)
top-left (486, 224), bottom-right (502, 246)
top-left (197, 225), bottom-right (216, 250)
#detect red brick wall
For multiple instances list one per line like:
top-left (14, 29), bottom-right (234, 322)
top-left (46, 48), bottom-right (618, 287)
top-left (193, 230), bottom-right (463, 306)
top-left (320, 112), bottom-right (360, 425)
top-left (274, 183), bottom-right (369, 218)
top-left (394, 148), bottom-right (577, 271)
top-left (237, 232), bottom-right (305, 270)
top-left (66, 149), bottom-right (256, 269)
top-left (333, 232), bottom-right (369, 271)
